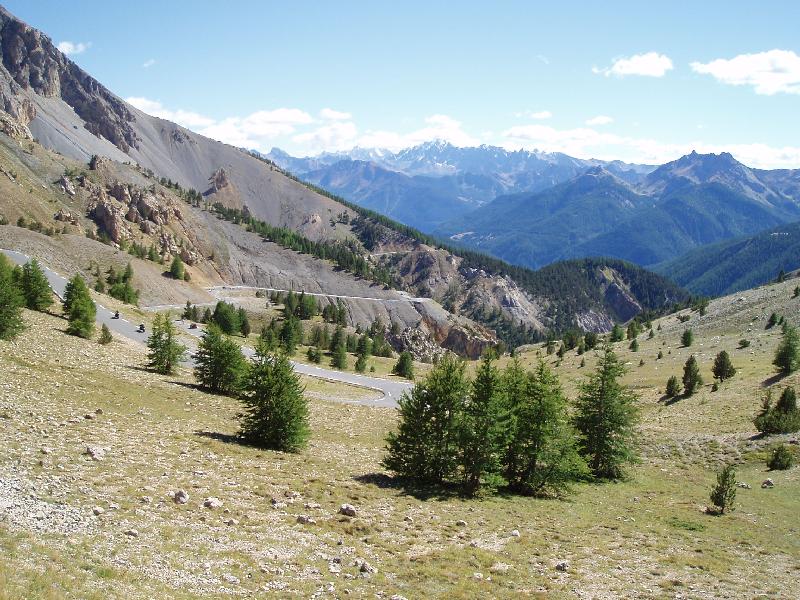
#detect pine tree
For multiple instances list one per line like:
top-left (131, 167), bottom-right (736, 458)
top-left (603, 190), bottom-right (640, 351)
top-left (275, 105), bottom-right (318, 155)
top-left (505, 361), bottom-right (587, 496)
top-left (169, 255), bottom-right (185, 280)
top-left (712, 350), bottom-right (736, 381)
top-left (182, 300), bottom-right (193, 320)
top-left (457, 354), bottom-right (509, 495)
top-left (63, 273), bottom-right (86, 316)
top-left (0, 253), bottom-right (25, 340)
top-left (238, 307), bottom-right (251, 337)
top-left (681, 329), bottom-right (694, 347)
top-left (665, 375), bottom-right (681, 398)
top-left (98, 323), bottom-right (113, 345)
top-left (754, 387), bottom-right (800, 434)
top-left (354, 353), bottom-right (367, 373)
top-left (709, 464), bottom-right (736, 514)
top-left (306, 346), bottom-right (322, 363)
top-left (629, 339), bottom-right (639, 352)
top-left (336, 300), bottom-right (347, 326)
top-left (331, 338), bottom-right (348, 370)
top-left (610, 324), bottom-right (624, 342)
top-left (773, 325), bottom-right (800, 375)
top-left (357, 333), bottom-right (372, 358)
top-left (584, 331), bottom-right (598, 349)
top-left (280, 316), bottom-right (301, 355)
top-left (767, 312), bottom-right (779, 329)
top-left (239, 342), bottom-right (309, 452)
top-left (194, 323), bottom-right (247, 395)
top-left (768, 444), bottom-right (793, 470)
top-left (682, 355), bottom-right (703, 396)
top-left (392, 351), bottom-right (414, 379)
top-left (0, 254), bottom-right (24, 340)
top-left (211, 301), bottom-right (240, 335)
top-left (147, 313), bottom-right (186, 374)
top-left (573, 347), bottom-right (639, 480)
top-left (64, 274), bottom-right (95, 339)
top-left (383, 355), bottom-right (468, 484)
top-left (21, 259), bottom-right (53, 312)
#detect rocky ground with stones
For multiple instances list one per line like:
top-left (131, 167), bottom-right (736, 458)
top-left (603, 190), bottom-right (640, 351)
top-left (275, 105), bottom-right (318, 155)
top-left (1, 290), bottom-right (799, 598)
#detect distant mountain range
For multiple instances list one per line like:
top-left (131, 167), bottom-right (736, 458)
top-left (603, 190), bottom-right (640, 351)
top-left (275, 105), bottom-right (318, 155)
top-left (269, 144), bottom-right (800, 279)
top-left (437, 151), bottom-right (800, 269)
top-left (656, 221), bottom-right (800, 297)
top-left (265, 143), bottom-right (652, 230)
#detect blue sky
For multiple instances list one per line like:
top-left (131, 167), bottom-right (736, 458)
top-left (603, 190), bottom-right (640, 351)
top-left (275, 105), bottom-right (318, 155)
top-left (6, 1), bottom-right (800, 167)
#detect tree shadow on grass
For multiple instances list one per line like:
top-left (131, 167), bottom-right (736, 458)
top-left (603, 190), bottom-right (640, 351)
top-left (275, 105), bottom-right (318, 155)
top-left (354, 473), bottom-right (462, 501)
top-left (761, 373), bottom-right (785, 388)
top-left (169, 380), bottom-right (206, 392)
top-left (195, 429), bottom-right (241, 445)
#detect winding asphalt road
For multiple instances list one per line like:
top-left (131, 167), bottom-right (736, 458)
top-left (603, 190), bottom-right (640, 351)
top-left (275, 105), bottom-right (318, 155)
top-left (2, 249), bottom-right (412, 407)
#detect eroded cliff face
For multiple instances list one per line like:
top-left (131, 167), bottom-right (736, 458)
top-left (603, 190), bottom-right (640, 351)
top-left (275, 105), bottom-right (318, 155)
top-left (0, 7), bottom-right (138, 151)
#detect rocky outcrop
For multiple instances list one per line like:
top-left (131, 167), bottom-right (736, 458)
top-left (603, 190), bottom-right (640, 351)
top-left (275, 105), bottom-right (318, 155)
top-left (0, 7), bottom-right (138, 152)
top-left (0, 108), bottom-right (30, 139)
top-left (53, 208), bottom-right (78, 226)
top-left (208, 167), bottom-right (231, 193)
top-left (89, 192), bottom-right (129, 243)
top-left (387, 327), bottom-right (448, 363)
top-left (420, 314), bottom-right (495, 360)
top-left (58, 175), bottom-right (75, 196)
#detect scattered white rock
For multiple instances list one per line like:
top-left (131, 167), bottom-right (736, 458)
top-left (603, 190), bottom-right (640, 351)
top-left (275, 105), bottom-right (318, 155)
top-left (297, 515), bottom-right (316, 525)
top-left (737, 482), bottom-right (752, 489)
top-left (124, 528), bottom-right (139, 537)
top-left (356, 559), bottom-right (377, 574)
top-left (510, 529), bottom-right (521, 537)
top-left (490, 562), bottom-right (510, 574)
top-left (338, 503), bottom-right (357, 517)
top-left (456, 519), bottom-right (467, 527)
top-left (173, 489), bottom-right (189, 504)
top-left (222, 573), bottom-right (240, 585)
top-left (202, 497), bottom-right (223, 509)
top-left (40, 447), bottom-right (51, 455)
top-left (762, 478), bottom-right (775, 489)
top-left (92, 506), bottom-right (104, 516)
top-left (556, 561), bottom-right (569, 572)
top-left (473, 572), bottom-right (484, 580)
top-left (223, 518), bottom-right (239, 526)
top-left (304, 501), bottom-right (321, 509)
top-left (85, 446), bottom-right (105, 461)
top-left (403, 515), bottom-right (413, 523)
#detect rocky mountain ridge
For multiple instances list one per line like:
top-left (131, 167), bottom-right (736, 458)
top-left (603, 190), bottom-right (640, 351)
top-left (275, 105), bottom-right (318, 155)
top-left (436, 151), bottom-right (800, 270)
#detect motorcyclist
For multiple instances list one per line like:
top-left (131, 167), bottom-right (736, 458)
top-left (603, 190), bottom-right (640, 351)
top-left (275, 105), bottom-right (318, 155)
top-left (113, 310), bottom-right (120, 319)
top-left (137, 323), bottom-right (145, 333)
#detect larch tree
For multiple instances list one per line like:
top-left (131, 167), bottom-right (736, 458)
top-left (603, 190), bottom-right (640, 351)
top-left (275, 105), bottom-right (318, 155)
top-left (573, 346), bottom-right (639, 480)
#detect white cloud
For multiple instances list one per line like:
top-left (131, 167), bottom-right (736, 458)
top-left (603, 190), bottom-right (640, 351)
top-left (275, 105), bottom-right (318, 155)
top-left (142, 59), bottom-right (156, 68)
top-left (121, 96), bottom-right (800, 168)
top-left (57, 41), bottom-right (91, 56)
top-left (515, 110), bottom-right (552, 119)
top-left (585, 115), bottom-right (613, 126)
top-left (593, 52), bottom-right (673, 77)
top-left (355, 114), bottom-right (479, 152)
top-left (501, 122), bottom-right (800, 168)
top-left (294, 121), bottom-right (358, 151)
top-left (536, 55), bottom-right (550, 65)
top-left (319, 108), bottom-right (352, 121)
top-left (690, 49), bottom-right (800, 95)
top-left (127, 97), bottom-right (316, 149)
top-left (126, 97), bottom-right (216, 129)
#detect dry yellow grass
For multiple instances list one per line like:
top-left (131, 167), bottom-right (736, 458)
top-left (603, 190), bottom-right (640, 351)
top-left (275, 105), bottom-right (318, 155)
top-left (1, 278), bottom-right (799, 598)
